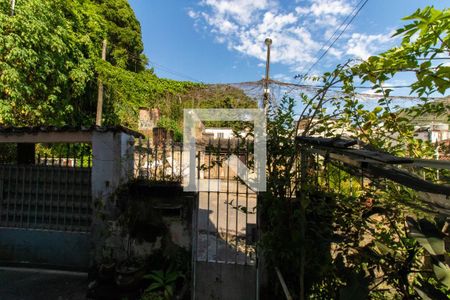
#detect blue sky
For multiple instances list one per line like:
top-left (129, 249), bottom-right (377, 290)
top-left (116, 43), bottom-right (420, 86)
top-left (129, 0), bottom-right (448, 95)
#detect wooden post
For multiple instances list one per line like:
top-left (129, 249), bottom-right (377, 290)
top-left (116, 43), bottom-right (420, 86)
top-left (10, 0), bottom-right (15, 16)
top-left (275, 267), bottom-right (293, 300)
top-left (96, 39), bottom-right (107, 126)
top-left (298, 148), bottom-right (309, 300)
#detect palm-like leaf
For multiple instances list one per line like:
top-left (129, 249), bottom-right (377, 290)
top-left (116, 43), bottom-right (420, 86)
top-left (433, 261), bottom-right (450, 288)
top-left (406, 217), bottom-right (445, 256)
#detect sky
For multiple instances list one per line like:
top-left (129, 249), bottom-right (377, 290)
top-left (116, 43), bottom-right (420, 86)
top-left (128, 0), bottom-right (448, 97)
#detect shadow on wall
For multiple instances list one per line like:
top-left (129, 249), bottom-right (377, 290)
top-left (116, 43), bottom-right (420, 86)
top-left (196, 206), bottom-right (256, 265)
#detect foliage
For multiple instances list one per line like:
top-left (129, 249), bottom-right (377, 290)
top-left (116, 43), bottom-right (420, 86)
top-left (95, 60), bottom-right (199, 127)
top-left (93, 0), bottom-right (147, 72)
top-left (142, 268), bottom-right (184, 300)
top-left (356, 6), bottom-right (450, 97)
top-left (0, 0), bottom-right (96, 125)
top-left (0, 0), bottom-right (254, 128)
top-left (298, 6), bottom-right (449, 158)
top-left (0, 143), bottom-right (16, 163)
top-left (0, 0), bottom-right (149, 126)
top-left (157, 117), bottom-right (183, 142)
top-left (406, 217), bottom-right (450, 298)
top-left (261, 5), bottom-right (450, 299)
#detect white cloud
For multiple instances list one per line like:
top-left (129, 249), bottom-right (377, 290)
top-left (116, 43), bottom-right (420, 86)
top-left (188, 0), bottom-right (394, 74)
top-left (309, 0), bottom-right (353, 16)
top-left (187, 10), bottom-right (199, 19)
top-left (200, 0), bottom-right (272, 25)
top-left (346, 33), bottom-right (392, 59)
top-left (273, 73), bottom-right (294, 82)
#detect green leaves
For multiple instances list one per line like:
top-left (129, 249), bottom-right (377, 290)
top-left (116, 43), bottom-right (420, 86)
top-left (406, 217), bottom-right (445, 256)
top-left (406, 217), bottom-right (450, 292)
top-left (143, 269), bottom-right (183, 300)
top-left (0, 0), bottom-right (155, 127)
top-left (433, 262), bottom-right (450, 288)
top-left (0, 0), bottom-right (98, 125)
top-left (414, 280), bottom-right (449, 300)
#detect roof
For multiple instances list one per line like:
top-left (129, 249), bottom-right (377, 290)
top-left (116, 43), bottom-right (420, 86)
top-left (0, 125), bottom-right (144, 143)
top-left (296, 136), bottom-right (450, 196)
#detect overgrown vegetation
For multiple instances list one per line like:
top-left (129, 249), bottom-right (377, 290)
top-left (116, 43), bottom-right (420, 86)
top-left (0, 0), bottom-right (256, 128)
top-left (261, 6), bottom-right (450, 299)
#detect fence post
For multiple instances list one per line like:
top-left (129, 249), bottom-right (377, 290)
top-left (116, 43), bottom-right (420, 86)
top-left (299, 147), bottom-right (309, 300)
top-left (90, 131), bottom-right (122, 264)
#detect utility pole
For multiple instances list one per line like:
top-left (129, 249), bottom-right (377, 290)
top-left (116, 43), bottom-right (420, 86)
top-left (263, 38), bottom-right (272, 111)
top-left (10, 0), bottom-right (15, 16)
top-left (96, 39), bottom-right (107, 126)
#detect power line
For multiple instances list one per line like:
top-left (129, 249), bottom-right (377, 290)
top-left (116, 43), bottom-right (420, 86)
top-left (228, 79), bottom-right (446, 101)
top-left (148, 61), bottom-right (203, 83)
top-left (120, 49), bottom-right (203, 83)
top-left (268, 79), bottom-right (411, 89)
top-left (304, 0), bottom-right (365, 73)
top-left (304, 0), bottom-right (369, 76)
top-left (231, 79), bottom-right (411, 90)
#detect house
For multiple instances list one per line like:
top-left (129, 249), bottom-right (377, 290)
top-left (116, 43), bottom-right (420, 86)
top-left (414, 123), bottom-right (450, 144)
top-left (204, 127), bottom-right (235, 139)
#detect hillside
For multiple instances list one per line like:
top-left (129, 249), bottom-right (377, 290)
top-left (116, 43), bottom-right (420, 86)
top-left (0, 0), bottom-right (256, 129)
top-left (399, 96), bottom-right (450, 126)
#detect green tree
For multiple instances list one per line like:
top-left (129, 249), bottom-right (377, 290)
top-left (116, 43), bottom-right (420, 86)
top-left (92, 0), bottom-right (147, 72)
top-left (0, 0), bottom-right (255, 128)
top-left (261, 5), bottom-right (450, 299)
top-left (0, 0), bottom-right (97, 125)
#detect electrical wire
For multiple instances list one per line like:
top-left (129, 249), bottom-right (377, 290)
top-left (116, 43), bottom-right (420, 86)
top-left (119, 49), bottom-right (204, 83)
top-left (148, 61), bottom-right (203, 83)
top-left (304, 0), bottom-right (369, 76)
top-left (227, 79), bottom-right (447, 101)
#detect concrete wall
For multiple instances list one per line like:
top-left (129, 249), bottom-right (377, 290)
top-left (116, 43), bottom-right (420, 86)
top-left (194, 262), bottom-right (256, 300)
top-left (0, 130), bottom-right (137, 270)
top-left (120, 133), bottom-right (135, 182)
top-left (0, 228), bottom-right (90, 271)
top-left (91, 131), bottom-right (136, 199)
top-left (90, 131), bottom-right (135, 263)
top-left (92, 131), bottom-right (121, 201)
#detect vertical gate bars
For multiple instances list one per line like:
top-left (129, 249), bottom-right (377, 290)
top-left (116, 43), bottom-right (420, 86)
top-left (215, 138), bottom-right (221, 263)
top-left (206, 139), bottom-right (211, 263)
top-left (234, 138), bottom-right (240, 263)
top-left (0, 142), bottom-right (92, 232)
top-left (245, 139), bottom-right (250, 265)
top-left (131, 137), bottom-right (258, 265)
top-left (20, 164), bottom-right (25, 227)
top-left (225, 139), bottom-right (230, 264)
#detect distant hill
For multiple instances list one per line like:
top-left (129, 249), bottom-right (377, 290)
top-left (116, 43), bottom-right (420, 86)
top-left (400, 96), bottom-right (450, 126)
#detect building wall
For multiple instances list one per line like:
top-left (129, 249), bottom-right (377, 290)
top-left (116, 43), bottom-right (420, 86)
top-left (204, 128), bottom-right (235, 139)
top-left (414, 123), bottom-right (450, 143)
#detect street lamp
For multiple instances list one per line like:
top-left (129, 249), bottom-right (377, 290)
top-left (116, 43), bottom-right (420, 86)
top-left (263, 38), bottom-right (272, 110)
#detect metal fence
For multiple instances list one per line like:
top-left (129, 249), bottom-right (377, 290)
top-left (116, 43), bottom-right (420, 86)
top-left (270, 137), bottom-right (450, 299)
top-left (134, 139), bottom-right (183, 182)
top-left (134, 138), bottom-right (258, 265)
top-left (196, 139), bottom-right (257, 266)
top-left (296, 137), bottom-right (450, 198)
top-left (0, 144), bottom-right (92, 232)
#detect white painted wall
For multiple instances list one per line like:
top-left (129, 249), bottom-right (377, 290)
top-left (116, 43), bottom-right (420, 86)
top-left (204, 128), bottom-right (235, 139)
top-left (414, 123), bottom-right (449, 143)
top-left (91, 132), bottom-right (135, 201)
